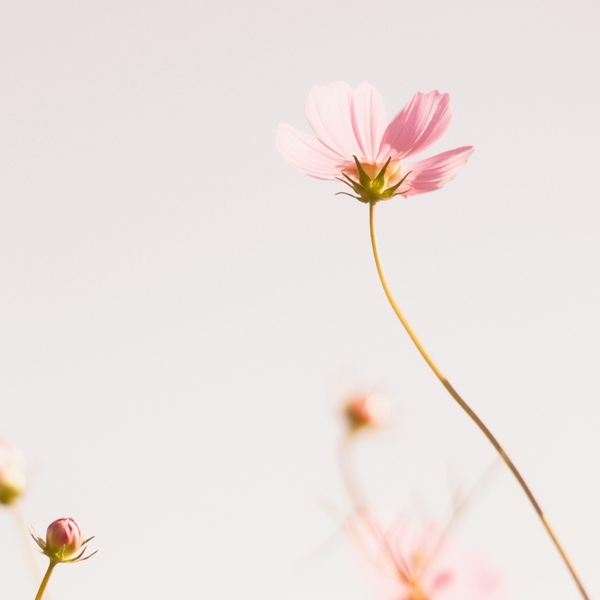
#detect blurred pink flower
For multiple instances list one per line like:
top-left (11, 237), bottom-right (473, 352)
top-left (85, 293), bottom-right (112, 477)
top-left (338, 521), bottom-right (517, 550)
top-left (351, 515), bottom-right (505, 600)
top-left (0, 438), bottom-right (26, 505)
top-left (276, 82), bottom-right (473, 203)
top-left (32, 517), bottom-right (96, 564)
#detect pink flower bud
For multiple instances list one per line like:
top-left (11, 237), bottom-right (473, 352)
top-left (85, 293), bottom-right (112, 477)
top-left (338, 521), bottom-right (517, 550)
top-left (32, 516), bottom-right (96, 564)
top-left (343, 393), bottom-right (387, 432)
top-left (45, 518), bottom-right (85, 560)
top-left (0, 438), bottom-right (26, 505)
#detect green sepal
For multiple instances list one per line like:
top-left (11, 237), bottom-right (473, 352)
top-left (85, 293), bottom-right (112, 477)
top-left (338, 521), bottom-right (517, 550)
top-left (352, 156), bottom-right (371, 189)
top-left (337, 158), bottom-right (411, 204)
top-left (371, 157), bottom-right (392, 191)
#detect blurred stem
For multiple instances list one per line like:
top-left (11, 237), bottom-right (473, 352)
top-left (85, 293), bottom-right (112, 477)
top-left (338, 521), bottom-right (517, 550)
top-left (425, 460), bottom-right (502, 575)
top-left (368, 201), bottom-right (589, 600)
top-left (337, 435), bottom-right (366, 508)
top-left (12, 501), bottom-right (47, 583)
top-left (445, 459), bottom-right (503, 534)
top-left (34, 562), bottom-right (55, 600)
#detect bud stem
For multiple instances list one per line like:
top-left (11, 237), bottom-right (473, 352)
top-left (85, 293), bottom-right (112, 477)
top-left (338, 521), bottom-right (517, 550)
top-left (34, 562), bottom-right (55, 600)
top-left (368, 200), bottom-right (589, 600)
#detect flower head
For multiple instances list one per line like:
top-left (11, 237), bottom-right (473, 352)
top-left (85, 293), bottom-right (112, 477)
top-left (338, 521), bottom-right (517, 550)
top-left (276, 82), bottom-right (474, 203)
top-left (0, 438), bottom-right (26, 505)
top-left (32, 517), bottom-right (97, 564)
top-left (351, 515), bottom-right (505, 600)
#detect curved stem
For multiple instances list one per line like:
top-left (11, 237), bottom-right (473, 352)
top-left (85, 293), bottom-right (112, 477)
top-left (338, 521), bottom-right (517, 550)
top-left (368, 201), bottom-right (589, 600)
top-left (34, 562), bottom-right (55, 600)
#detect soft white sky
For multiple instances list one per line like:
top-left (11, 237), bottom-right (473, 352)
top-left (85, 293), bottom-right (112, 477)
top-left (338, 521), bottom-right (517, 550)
top-left (1, 0), bottom-right (599, 598)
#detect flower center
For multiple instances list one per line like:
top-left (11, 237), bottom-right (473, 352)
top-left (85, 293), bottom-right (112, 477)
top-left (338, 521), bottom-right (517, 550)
top-left (336, 156), bottom-right (410, 204)
top-left (345, 159), bottom-right (402, 184)
top-left (407, 584), bottom-right (429, 600)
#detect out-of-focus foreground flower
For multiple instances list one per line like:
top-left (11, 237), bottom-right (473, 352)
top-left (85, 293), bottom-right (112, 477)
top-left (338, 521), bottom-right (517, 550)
top-left (351, 515), bottom-right (505, 600)
top-left (0, 437), bottom-right (26, 505)
top-left (276, 82), bottom-right (473, 203)
top-left (32, 517), bottom-right (96, 564)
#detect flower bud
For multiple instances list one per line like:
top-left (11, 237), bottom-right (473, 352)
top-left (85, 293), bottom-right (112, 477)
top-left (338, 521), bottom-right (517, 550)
top-left (32, 517), bottom-right (96, 564)
top-left (342, 393), bottom-right (387, 432)
top-left (45, 518), bottom-right (84, 559)
top-left (0, 438), bottom-right (26, 505)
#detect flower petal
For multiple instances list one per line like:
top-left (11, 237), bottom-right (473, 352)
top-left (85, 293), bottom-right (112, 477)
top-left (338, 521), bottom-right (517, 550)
top-left (305, 82), bottom-right (367, 161)
top-left (349, 83), bottom-right (388, 162)
top-left (402, 146), bottom-right (474, 197)
top-left (378, 91), bottom-right (452, 161)
top-left (275, 123), bottom-right (343, 180)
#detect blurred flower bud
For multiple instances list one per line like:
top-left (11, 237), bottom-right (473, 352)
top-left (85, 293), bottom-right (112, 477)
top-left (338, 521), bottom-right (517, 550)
top-left (32, 517), bottom-right (96, 564)
top-left (342, 393), bottom-right (388, 432)
top-left (0, 438), bottom-right (26, 505)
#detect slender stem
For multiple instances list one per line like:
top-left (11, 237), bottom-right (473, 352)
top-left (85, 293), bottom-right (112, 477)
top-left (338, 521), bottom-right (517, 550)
top-left (12, 502), bottom-right (55, 600)
top-left (34, 562), bottom-right (55, 600)
top-left (445, 459), bottom-right (503, 535)
top-left (12, 501), bottom-right (46, 581)
top-left (337, 435), bottom-right (366, 507)
top-left (368, 201), bottom-right (589, 600)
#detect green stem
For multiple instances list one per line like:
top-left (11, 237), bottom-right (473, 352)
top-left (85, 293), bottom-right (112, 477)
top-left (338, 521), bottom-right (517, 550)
top-left (34, 562), bottom-right (55, 600)
top-left (368, 201), bottom-right (589, 600)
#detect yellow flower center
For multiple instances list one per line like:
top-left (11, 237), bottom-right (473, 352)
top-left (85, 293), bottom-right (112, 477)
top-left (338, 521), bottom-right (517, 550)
top-left (345, 159), bottom-right (402, 184)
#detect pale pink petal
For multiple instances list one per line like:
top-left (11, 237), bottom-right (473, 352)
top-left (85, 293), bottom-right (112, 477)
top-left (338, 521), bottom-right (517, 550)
top-left (275, 123), bottom-right (344, 180)
top-left (305, 82), bottom-right (366, 160)
top-left (349, 83), bottom-right (388, 161)
top-left (378, 91), bottom-right (452, 161)
top-left (402, 146), bottom-right (474, 197)
top-left (467, 556), bottom-right (506, 598)
top-left (430, 570), bottom-right (455, 591)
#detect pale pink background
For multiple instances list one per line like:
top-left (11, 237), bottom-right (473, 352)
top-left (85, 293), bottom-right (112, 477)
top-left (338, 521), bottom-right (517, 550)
top-left (1, 1), bottom-right (599, 599)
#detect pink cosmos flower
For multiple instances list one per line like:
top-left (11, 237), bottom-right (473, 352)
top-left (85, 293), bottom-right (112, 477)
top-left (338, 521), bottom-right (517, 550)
top-left (276, 82), bottom-right (474, 203)
top-left (0, 438), bottom-right (26, 505)
top-left (351, 515), bottom-right (505, 600)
